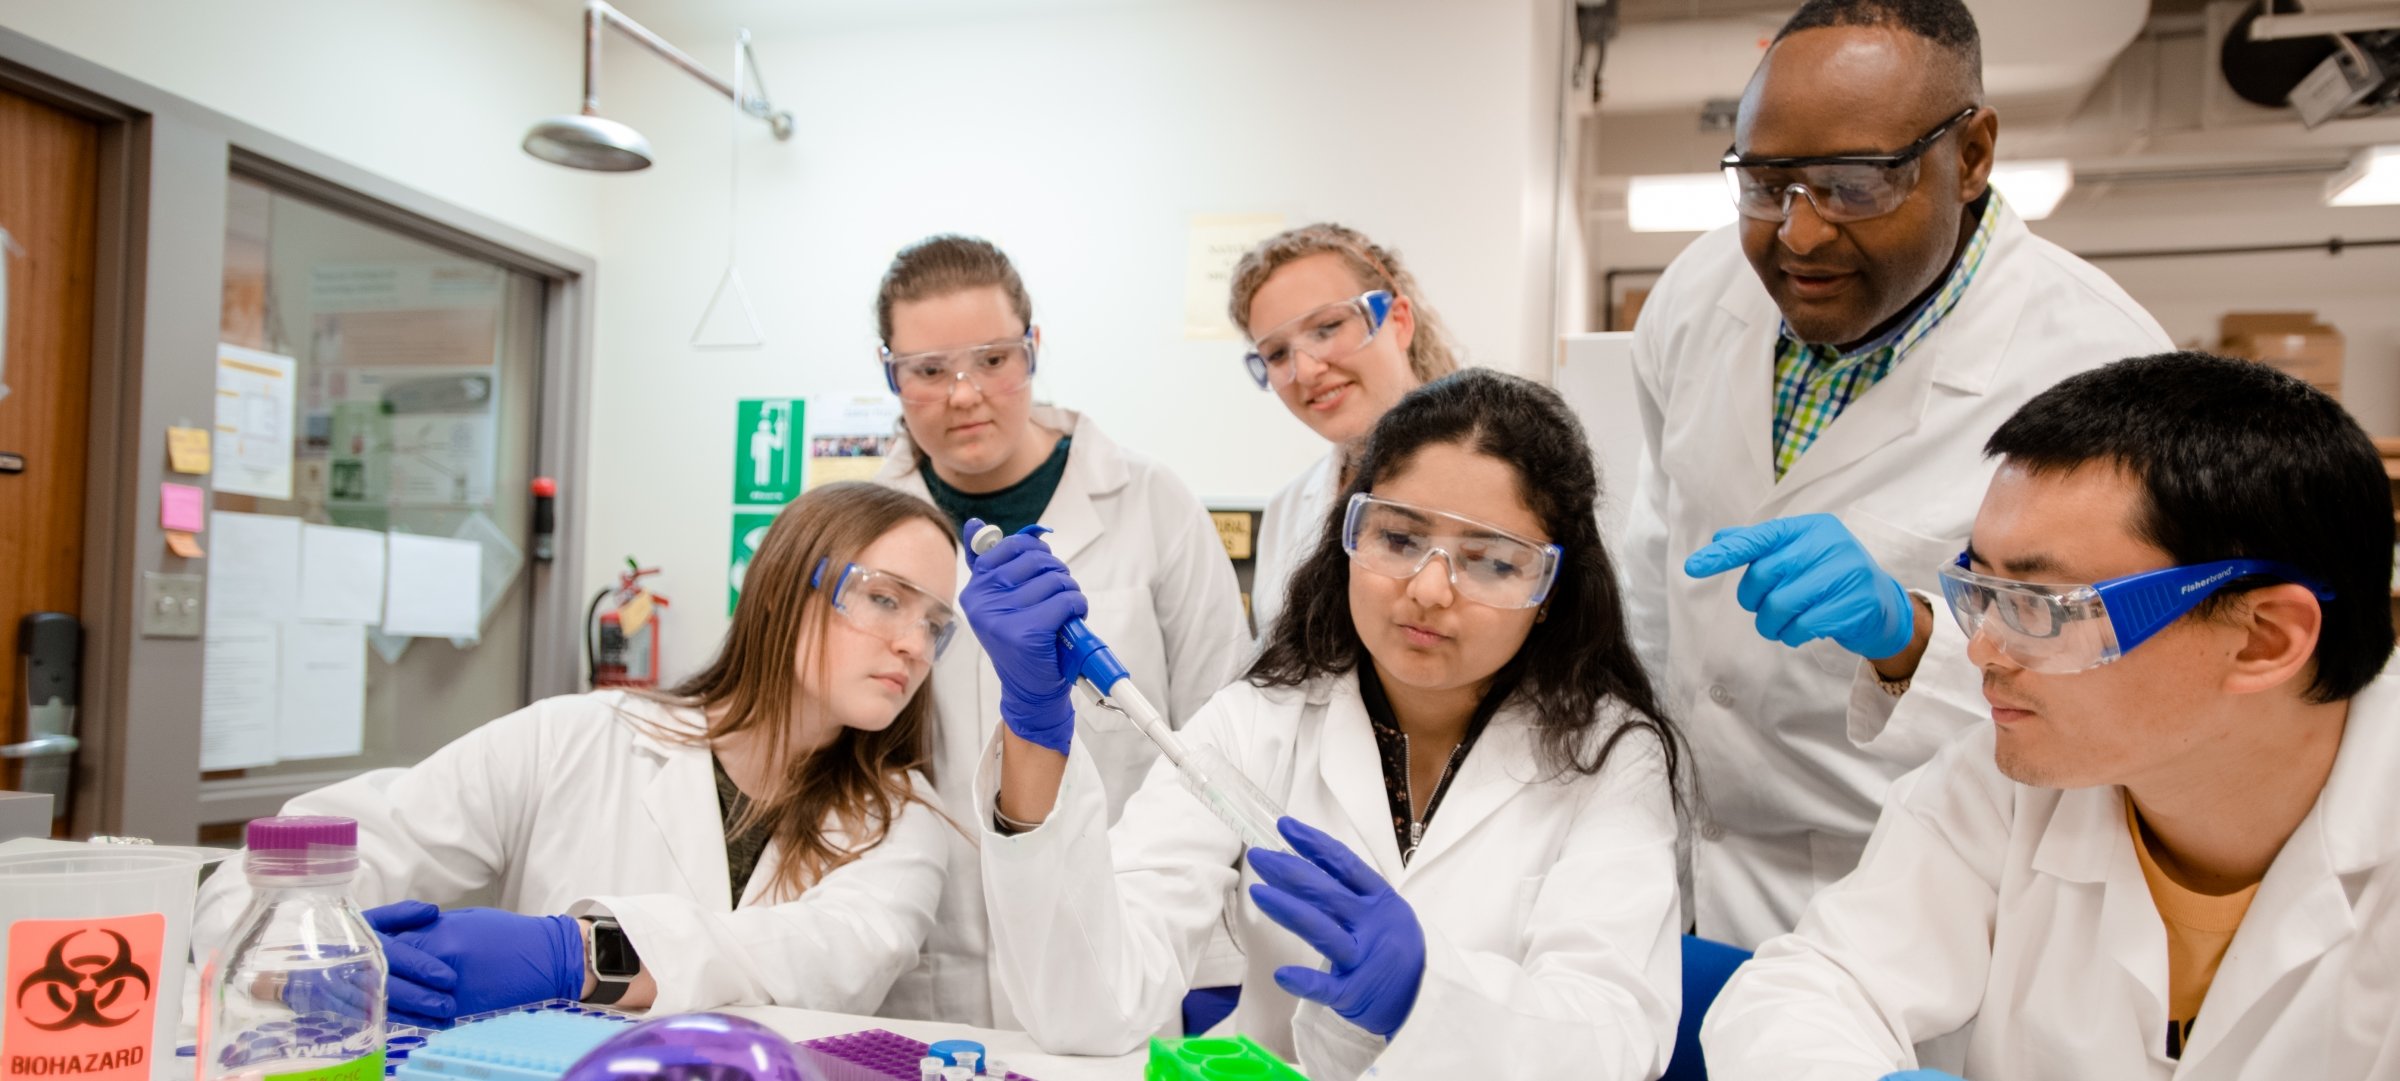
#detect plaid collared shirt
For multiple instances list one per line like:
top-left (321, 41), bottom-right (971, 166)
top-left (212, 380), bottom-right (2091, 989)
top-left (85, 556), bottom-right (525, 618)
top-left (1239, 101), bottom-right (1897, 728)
top-left (1769, 193), bottom-right (2003, 480)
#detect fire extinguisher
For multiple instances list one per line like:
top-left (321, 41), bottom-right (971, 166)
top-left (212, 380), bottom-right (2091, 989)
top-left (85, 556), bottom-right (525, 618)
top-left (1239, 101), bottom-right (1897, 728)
top-left (588, 557), bottom-right (669, 689)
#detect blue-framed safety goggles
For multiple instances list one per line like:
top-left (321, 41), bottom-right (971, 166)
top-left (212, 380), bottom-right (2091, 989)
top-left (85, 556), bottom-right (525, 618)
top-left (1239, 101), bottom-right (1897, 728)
top-left (1936, 553), bottom-right (2334, 674)
top-left (809, 558), bottom-right (959, 659)
top-left (1243, 290), bottom-right (1394, 389)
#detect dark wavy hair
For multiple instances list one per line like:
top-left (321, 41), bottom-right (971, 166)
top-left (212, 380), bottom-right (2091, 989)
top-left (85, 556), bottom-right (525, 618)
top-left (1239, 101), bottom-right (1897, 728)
top-left (1248, 368), bottom-right (1684, 795)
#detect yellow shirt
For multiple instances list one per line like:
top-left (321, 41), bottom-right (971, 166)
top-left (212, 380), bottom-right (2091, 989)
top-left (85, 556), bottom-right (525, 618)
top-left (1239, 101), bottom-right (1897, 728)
top-left (2127, 797), bottom-right (2261, 1059)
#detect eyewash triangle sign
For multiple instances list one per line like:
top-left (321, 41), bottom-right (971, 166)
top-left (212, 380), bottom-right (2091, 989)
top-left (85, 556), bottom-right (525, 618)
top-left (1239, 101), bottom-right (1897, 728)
top-left (732, 398), bottom-right (802, 506)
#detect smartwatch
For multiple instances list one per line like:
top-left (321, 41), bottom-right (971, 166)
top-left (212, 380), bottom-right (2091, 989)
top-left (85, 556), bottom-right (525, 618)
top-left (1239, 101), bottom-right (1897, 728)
top-left (580, 916), bottom-right (639, 1005)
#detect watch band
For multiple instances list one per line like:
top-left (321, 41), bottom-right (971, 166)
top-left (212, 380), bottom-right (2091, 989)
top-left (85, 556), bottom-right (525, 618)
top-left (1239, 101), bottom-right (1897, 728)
top-left (580, 916), bottom-right (638, 1005)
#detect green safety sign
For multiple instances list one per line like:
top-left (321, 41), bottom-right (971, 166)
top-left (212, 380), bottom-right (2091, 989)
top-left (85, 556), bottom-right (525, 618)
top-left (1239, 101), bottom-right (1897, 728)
top-left (727, 510), bottom-right (779, 615)
top-left (732, 398), bottom-right (804, 506)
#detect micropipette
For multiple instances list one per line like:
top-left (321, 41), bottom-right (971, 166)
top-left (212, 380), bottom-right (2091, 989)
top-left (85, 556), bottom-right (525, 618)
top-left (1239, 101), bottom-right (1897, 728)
top-left (972, 523), bottom-right (1295, 855)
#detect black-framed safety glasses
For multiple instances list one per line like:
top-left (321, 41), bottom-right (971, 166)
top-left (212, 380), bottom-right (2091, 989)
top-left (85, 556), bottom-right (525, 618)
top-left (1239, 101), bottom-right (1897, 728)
top-left (1718, 105), bottom-right (1980, 224)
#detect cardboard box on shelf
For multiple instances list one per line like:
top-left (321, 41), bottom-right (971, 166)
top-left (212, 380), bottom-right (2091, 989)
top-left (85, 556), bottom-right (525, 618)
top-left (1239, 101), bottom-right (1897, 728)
top-left (2219, 311), bottom-right (2344, 397)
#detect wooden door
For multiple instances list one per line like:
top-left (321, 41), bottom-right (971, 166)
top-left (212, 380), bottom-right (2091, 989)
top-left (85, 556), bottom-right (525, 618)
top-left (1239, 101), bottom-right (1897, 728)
top-left (0, 86), bottom-right (100, 835)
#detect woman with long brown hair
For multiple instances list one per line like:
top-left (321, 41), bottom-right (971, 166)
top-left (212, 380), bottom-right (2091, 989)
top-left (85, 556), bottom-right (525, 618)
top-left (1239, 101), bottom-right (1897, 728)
top-left (193, 482), bottom-right (958, 1023)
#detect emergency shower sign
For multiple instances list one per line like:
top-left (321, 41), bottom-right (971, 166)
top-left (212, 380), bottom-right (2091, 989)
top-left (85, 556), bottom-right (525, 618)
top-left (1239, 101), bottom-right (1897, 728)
top-left (732, 398), bottom-right (803, 506)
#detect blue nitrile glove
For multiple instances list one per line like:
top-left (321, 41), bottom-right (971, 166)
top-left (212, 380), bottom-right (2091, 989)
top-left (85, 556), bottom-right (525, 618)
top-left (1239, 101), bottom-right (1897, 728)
top-left (1684, 513), bottom-right (1916, 659)
top-left (355, 900), bottom-right (462, 1026)
top-left (959, 518), bottom-right (1088, 755)
top-left (1248, 816), bottom-right (1426, 1040)
top-left (364, 902), bottom-right (582, 1026)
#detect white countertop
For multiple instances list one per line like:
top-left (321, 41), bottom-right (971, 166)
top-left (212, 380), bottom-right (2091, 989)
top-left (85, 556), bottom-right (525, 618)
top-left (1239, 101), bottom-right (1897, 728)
top-left (722, 1005), bottom-right (1147, 1081)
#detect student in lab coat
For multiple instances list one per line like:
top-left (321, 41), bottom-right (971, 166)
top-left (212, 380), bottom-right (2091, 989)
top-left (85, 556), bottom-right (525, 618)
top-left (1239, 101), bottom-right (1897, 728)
top-left (191, 482), bottom-right (956, 1023)
top-left (864, 235), bottom-right (1250, 1026)
top-left (1225, 224), bottom-right (1460, 639)
top-left (1621, 0), bottom-right (2173, 947)
top-left (963, 370), bottom-right (1686, 1081)
top-left (1704, 353), bottom-right (2400, 1080)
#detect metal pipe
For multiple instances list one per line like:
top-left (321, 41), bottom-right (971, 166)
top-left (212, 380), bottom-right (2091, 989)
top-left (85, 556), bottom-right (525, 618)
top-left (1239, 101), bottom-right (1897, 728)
top-left (581, 1), bottom-right (602, 115)
top-left (590, 0), bottom-right (738, 102)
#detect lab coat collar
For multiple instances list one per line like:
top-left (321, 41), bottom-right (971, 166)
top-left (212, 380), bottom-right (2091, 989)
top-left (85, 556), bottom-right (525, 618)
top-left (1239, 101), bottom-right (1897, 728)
top-left (878, 404), bottom-right (1126, 567)
top-left (599, 693), bottom-right (738, 909)
top-left (1310, 671), bottom-right (1539, 884)
top-left (2020, 670), bottom-right (2400, 1065)
top-left (1718, 205), bottom-right (2033, 506)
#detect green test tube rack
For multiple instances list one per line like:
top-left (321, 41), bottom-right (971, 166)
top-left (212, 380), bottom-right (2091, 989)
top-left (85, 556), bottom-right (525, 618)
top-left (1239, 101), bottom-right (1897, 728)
top-left (1145, 1035), bottom-right (1311, 1081)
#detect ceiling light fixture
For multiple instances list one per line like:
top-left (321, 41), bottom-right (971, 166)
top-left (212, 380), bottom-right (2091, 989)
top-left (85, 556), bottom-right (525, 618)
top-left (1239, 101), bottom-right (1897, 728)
top-left (1627, 173), bottom-right (1739, 233)
top-left (2328, 144), bottom-right (2400, 206)
top-left (1988, 160), bottom-right (2075, 220)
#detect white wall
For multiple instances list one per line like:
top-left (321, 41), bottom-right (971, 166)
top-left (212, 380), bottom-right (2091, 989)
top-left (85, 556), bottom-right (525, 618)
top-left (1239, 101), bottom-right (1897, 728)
top-left (584, 0), bottom-right (1571, 680)
top-left (0, 0), bottom-right (608, 258)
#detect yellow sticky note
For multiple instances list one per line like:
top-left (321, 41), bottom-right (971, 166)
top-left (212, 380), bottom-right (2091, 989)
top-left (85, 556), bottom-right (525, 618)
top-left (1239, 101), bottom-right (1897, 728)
top-left (1211, 511), bottom-right (1254, 561)
top-left (167, 427), bottom-right (212, 474)
top-left (165, 530), bottom-right (205, 558)
top-left (617, 590), bottom-right (655, 637)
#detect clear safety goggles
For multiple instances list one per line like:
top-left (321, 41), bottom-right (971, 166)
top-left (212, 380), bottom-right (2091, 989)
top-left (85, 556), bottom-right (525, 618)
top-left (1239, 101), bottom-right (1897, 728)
top-left (1719, 106), bottom-right (1978, 224)
top-left (1935, 552), bottom-right (2334, 674)
top-left (1341, 492), bottom-right (1562, 610)
top-left (810, 558), bottom-right (959, 658)
top-left (1242, 291), bottom-right (1393, 389)
top-left (878, 331), bottom-right (1037, 405)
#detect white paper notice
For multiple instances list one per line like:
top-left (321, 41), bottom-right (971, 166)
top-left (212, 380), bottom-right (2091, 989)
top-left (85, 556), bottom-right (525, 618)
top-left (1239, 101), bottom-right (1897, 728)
top-left (1183, 213), bottom-right (1286, 340)
top-left (279, 621), bottom-right (366, 760)
top-left (382, 532), bottom-right (481, 638)
top-left (447, 512), bottom-right (524, 648)
top-left (206, 511), bottom-right (303, 625)
top-left (215, 344), bottom-right (298, 500)
top-left (201, 619), bottom-right (281, 770)
top-left (300, 524), bottom-right (387, 623)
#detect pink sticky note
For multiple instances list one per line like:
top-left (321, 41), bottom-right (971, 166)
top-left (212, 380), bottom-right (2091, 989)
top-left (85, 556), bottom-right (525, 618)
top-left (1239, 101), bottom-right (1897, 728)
top-left (161, 483), bottom-right (205, 533)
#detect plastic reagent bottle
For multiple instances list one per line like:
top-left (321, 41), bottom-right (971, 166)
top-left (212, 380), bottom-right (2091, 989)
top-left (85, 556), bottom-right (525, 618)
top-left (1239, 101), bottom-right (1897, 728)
top-left (202, 816), bottom-right (387, 1081)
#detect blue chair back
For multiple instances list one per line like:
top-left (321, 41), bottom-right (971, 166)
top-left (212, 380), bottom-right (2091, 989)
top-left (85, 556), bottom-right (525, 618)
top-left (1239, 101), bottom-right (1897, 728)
top-left (1664, 935), bottom-right (1752, 1081)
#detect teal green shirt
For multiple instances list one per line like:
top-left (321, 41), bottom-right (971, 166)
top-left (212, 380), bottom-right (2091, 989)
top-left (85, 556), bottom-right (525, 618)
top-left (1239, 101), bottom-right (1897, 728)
top-left (918, 437), bottom-right (1073, 537)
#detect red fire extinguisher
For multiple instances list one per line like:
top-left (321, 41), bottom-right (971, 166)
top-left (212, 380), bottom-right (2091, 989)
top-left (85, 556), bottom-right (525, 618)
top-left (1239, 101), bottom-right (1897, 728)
top-left (588, 558), bottom-right (669, 689)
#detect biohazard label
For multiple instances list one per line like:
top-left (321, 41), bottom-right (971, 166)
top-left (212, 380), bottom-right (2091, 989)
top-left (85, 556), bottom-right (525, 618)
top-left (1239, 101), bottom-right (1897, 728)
top-left (4, 913), bottom-right (164, 1081)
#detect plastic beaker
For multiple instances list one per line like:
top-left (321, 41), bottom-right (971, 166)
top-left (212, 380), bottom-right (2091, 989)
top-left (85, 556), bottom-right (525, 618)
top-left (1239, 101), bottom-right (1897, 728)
top-left (0, 840), bottom-right (228, 1081)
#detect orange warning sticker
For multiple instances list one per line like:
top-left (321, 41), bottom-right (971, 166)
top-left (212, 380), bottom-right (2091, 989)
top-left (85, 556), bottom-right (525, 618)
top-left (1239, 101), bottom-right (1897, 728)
top-left (4, 913), bottom-right (165, 1081)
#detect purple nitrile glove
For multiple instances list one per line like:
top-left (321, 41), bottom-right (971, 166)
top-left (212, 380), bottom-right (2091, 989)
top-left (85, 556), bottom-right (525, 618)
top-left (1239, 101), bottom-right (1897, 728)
top-left (1248, 816), bottom-right (1426, 1040)
top-left (959, 518), bottom-right (1088, 755)
top-left (364, 902), bottom-right (581, 1026)
top-left (1684, 513), bottom-right (1916, 659)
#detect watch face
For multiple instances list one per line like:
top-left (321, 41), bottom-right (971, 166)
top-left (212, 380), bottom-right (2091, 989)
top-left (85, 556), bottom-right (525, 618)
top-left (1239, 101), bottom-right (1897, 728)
top-left (593, 923), bottom-right (640, 978)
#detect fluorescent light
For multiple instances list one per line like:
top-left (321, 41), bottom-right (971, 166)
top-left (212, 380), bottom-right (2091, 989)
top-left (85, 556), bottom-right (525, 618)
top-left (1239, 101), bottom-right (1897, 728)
top-left (2329, 145), bottom-right (2400, 207)
top-left (1628, 173), bottom-right (1739, 233)
top-left (1989, 160), bottom-right (2074, 220)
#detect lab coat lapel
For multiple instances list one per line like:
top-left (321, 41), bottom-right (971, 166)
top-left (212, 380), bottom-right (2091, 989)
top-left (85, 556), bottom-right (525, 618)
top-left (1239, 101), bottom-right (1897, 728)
top-left (1397, 712), bottom-right (1533, 877)
top-left (1030, 406), bottom-right (1124, 567)
top-left (1317, 676), bottom-right (1407, 881)
top-left (635, 733), bottom-right (733, 907)
top-left (1763, 209), bottom-right (2029, 509)
top-left (1712, 287), bottom-right (1781, 494)
top-left (2033, 785), bottom-right (2171, 1022)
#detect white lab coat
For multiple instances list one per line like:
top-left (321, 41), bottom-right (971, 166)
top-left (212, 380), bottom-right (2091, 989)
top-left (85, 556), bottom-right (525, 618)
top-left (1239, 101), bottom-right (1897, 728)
top-left (1622, 203), bottom-right (2173, 947)
top-left (978, 673), bottom-right (1682, 1081)
top-left (189, 691), bottom-right (948, 1016)
top-left (1251, 448), bottom-right (1342, 641)
top-left (1701, 669), bottom-right (2400, 1080)
top-left (872, 405), bottom-right (1251, 1027)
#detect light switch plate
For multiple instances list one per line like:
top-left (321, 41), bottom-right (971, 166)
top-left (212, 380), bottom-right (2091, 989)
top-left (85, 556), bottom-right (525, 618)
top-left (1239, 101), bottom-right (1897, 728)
top-left (140, 571), bottom-right (203, 638)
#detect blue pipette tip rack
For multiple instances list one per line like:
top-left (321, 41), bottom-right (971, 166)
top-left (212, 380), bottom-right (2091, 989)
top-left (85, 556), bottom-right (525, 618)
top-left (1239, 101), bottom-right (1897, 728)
top-left (391, 1011), bottom-right (630, 1081)
top-left (179, 1002), bottom-right (637, 1079)
top-left (796, 1029), bottom-right (1037, 1081)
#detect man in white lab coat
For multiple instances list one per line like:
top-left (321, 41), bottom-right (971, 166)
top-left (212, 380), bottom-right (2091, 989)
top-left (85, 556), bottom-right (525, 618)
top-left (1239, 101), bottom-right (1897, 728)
top-left (1703, 351), bottom-right (2400, 1080)
top-left (1622, 0), bottom-right (2171, 946)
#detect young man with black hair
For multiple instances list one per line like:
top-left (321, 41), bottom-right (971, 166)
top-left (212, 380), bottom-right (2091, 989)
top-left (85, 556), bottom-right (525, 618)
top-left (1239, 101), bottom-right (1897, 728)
top-left (1702, 352), bottom-right (2400, 1080)
top-left (1623, 0), bottom-right (2174, 947)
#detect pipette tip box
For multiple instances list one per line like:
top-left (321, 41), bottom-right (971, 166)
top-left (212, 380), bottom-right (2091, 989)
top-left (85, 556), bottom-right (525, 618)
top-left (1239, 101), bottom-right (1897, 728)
top-left (391, 1010), bottom-right (631, 1081)
top-left (796, 1029), bottom-right (1037, 1081)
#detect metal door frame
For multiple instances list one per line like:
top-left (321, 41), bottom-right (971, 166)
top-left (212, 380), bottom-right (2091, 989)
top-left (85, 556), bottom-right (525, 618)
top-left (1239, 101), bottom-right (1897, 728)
top-left (0, 27), bottom-right (597, 842)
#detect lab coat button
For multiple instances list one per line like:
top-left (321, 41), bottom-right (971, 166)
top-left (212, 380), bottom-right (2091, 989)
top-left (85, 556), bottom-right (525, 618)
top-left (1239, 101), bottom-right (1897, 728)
top-left (1708, 684), bottom-right (1733, 707)
top-left (1700, 821), bottom-right (1725, 842)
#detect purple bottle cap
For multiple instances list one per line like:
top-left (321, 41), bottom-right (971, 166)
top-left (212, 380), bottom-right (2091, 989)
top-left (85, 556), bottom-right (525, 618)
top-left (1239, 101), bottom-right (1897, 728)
top-left (245, 816), bottom-right (360, 877)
